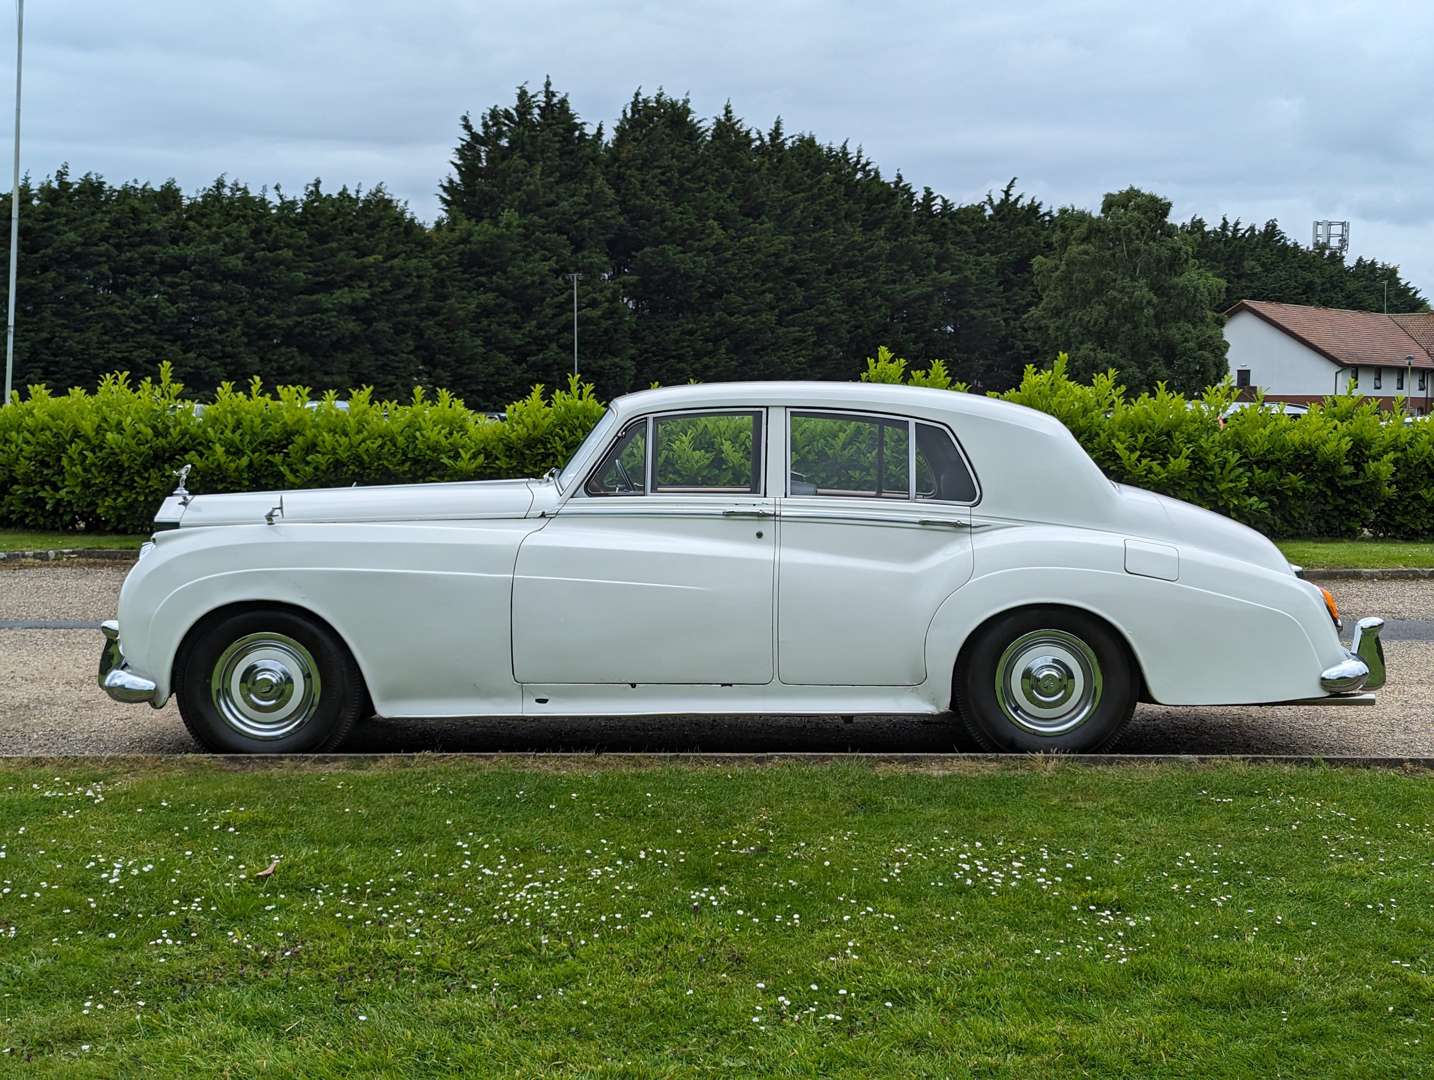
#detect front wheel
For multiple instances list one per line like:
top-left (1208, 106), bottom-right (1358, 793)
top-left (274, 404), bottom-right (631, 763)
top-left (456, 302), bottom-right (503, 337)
top-left (175, 609), bottom-right (366, 753)
top-left (953, 607), bottom-right (1137, 753)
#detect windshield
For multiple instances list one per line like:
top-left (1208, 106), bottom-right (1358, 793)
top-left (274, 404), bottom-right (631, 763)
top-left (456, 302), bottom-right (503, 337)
top-left (556, 409), bottom-right (617, 492)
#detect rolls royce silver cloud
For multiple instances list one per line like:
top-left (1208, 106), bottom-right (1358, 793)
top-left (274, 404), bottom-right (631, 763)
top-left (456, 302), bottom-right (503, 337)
top-left (99, 382), bottom-right (1387, 753)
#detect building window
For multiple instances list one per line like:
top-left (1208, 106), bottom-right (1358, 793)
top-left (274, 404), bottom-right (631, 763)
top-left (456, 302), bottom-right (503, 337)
top-left (1397, 369), bottom-right (1405, 391)
top-left (1374, 369), bottom-right (1382, 389)
top-left (1235, 369), bottom-right (1250, 388)
top-left (1421, 372), bottom-right (1428, 392)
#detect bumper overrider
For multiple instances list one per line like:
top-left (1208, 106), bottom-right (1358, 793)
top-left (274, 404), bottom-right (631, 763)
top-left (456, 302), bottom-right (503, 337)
top-left (98, 620), bottom-right (162, 706)
top-left (1317, 616), bottom-right (1386, 696)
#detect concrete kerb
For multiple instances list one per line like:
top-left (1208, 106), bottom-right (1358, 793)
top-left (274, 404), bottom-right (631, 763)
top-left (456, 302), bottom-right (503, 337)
top-left (0, 549), bottom-right (140, 563)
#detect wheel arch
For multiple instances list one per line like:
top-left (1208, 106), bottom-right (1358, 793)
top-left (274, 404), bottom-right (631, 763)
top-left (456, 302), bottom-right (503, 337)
top-left (172, 599), bottom-right (375, 717)
top-left (947, 601), bottom-right (1152, 711)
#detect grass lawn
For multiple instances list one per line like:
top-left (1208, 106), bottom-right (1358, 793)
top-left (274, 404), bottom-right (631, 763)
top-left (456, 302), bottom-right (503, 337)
top-left (0, 760), bottom-right (1429, 1077)
top-left (1276, 538), bottom-right (1434, 569)
top-left (0, 530), bottom-right (145, 552)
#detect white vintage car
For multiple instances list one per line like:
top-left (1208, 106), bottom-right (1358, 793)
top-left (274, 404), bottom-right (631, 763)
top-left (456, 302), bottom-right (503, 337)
top-left (100, 382), bottom-right (1386, 754)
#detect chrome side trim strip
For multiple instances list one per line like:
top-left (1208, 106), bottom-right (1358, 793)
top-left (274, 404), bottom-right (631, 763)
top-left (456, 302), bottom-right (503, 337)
top-left (554, 505), bottom-right (774, 521)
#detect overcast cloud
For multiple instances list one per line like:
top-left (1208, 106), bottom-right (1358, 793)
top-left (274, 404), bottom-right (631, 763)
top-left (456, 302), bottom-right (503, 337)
top-left (9, 0), bottom-right (1433, 296)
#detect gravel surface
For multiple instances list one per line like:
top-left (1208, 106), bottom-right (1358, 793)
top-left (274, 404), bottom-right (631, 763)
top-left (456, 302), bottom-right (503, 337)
top-left (1, 562), bottom-right (1429, 756)
top-left (1318, 576), bottom-right (1434, 622)
top-left (0, 560), bottom-right (130, 621)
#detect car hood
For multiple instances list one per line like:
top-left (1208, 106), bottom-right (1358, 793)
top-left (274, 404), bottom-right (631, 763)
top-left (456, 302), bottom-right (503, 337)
top-left (1113, 484), bottom-right (1291, 575)
top-left (162, 478), bottom-right (539, 528)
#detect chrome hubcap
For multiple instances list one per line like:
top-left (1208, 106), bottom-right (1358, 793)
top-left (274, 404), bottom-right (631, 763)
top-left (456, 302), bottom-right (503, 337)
top-left (995, 630), bottom-right (1102, 736)
top-left (210, 633), bottom-right (320, 740)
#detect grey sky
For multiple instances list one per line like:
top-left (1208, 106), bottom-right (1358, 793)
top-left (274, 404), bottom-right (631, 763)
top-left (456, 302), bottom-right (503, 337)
top-left (10, 0), bottom-right (1434, 297)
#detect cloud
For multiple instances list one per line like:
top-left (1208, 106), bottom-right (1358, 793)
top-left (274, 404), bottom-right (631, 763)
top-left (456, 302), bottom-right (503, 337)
top-left (2, 0), bottom-right (1430, 294)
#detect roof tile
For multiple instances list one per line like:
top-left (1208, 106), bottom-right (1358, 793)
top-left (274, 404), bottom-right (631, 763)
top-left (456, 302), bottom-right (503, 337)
top-left (1227, 300), bottom-right (1434, 369)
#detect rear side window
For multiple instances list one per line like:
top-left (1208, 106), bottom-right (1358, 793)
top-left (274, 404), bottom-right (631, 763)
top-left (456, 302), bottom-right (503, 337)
top-left (789, 411), bottom-right (976, 503)
top-left (915, 422), bottom-right (977, 503)
top-left (789, 412), bottom-right (910, 498)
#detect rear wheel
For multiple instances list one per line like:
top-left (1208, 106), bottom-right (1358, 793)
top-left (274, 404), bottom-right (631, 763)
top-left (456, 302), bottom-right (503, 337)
top-left (954, 607), bottom-right (1137, 753)
top-left (175, 609), bottom-right (365, 753)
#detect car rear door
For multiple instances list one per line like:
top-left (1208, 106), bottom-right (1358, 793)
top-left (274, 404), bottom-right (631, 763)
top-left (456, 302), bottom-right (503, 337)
top-left (776, 409), bottom-right (978, 686)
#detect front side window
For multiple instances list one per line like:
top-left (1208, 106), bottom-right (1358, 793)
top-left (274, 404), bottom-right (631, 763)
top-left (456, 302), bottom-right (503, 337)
top-left (789, 412), bottom-right (910, 498)
top-left (585, 410), bottom-right (764, 496)
top-left (558, 409), bottom-right (616, 491)
top-left (585, 419), bottom-right (647, 496)
top-left (652, 411), bottom-right (763, 493)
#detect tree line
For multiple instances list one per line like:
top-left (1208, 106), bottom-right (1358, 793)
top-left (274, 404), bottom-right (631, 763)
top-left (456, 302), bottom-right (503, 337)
top-left (0, 79), bottom-right (1424, 406)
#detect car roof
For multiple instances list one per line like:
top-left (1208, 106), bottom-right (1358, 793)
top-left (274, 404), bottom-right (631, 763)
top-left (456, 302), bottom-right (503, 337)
top-left (609, 380), bottom-right (1063, 435)
top-left (598, 380), bottom-right (1118, 526)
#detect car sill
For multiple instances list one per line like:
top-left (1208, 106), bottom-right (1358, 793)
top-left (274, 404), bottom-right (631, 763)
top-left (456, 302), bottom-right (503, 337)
top-left (1254, 692), bottom-right (1378, 707)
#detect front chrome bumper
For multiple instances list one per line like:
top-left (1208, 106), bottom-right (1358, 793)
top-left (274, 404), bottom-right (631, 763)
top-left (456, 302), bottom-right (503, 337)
top-left (98, 620), bottom-right (160, 705)
top-left (1318, 616), bottom-right (1386, 695)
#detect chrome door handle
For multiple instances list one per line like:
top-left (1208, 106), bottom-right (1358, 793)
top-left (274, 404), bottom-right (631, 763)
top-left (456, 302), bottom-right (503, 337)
top-left (723, 509), bottom-right (772, 518)
top-left (917, 518), bottom-right (970, 528)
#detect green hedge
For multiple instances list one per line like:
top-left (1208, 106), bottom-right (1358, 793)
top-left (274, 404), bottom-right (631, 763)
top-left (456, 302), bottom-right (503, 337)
top-left (0, 367), bottom-right (604, 533)
top-left (3, 355), bottom-right (1430, 538)
top-left (860, 349), bottom-right (1429, 540)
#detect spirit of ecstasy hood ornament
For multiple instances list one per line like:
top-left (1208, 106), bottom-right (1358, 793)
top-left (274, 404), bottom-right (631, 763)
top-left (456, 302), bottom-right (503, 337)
top-left (172, 463), bottom-right (194, 505)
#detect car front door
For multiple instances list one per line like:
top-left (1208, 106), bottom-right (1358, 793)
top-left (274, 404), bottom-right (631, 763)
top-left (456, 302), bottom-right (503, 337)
top-left (777, 409), bottom-right (979, 686)
top-left (511, 409), bottom-right (776, 685)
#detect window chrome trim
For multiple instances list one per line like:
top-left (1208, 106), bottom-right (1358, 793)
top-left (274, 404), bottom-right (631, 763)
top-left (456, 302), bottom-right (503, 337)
top-left (650, 409), bottom-right (765, 496)
top-left (643, 416), bottom-right (654, 495)
top-left (784, 407), bottom-right (981, 506)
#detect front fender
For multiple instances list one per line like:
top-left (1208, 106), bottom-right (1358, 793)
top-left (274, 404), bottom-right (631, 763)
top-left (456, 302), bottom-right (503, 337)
top-left (117, 520), bottom-right (541, 716)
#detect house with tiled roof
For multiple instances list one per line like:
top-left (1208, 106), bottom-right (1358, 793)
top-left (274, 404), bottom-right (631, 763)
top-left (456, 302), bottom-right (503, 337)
top-left (1223, 300), bottom-right (1434, 415)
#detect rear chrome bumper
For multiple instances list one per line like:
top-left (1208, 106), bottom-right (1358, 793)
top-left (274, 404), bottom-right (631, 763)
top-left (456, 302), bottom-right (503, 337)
top-left (98, 620), bottom-right (160, 705)
top-left (1318, 616), bottom-right (1386, 696)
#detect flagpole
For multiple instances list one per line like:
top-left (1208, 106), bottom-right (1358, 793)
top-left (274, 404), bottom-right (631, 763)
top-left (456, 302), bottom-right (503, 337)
top-left (3, 0), bottom-right (22, 406)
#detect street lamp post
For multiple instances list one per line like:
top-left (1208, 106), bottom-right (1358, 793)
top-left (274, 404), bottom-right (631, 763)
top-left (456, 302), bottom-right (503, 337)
top-left (3, 0), bottom-right (21, 406)
top-left (565, 272), bottom-right (581, 377)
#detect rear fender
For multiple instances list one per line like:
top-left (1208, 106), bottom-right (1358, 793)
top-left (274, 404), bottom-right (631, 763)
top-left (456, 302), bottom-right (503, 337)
top-left (924, 528), bottom-right (1337, 705)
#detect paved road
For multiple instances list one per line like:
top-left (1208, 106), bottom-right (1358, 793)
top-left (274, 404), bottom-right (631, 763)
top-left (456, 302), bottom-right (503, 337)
top-left (2, 562), bottom-right (1431, 756)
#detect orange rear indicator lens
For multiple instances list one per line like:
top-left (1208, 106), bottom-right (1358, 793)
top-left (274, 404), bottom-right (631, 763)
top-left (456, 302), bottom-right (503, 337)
top-left (1320, 587), bottom-right (1341, 628)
